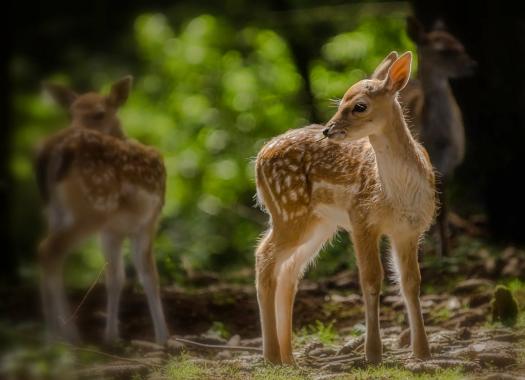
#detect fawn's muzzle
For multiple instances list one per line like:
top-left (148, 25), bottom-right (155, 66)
top-left (323, 122), bottom-right (346, 140)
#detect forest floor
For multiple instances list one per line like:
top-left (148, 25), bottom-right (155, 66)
top-left (1, 234), bottom-right (525, 380)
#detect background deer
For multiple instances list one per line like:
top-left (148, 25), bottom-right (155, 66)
top-left (36, 77), bottom-right (169, 344)
top-left (254, 52), bottom-right (435, 365)
top-left (401, 17), bottom-right (476, 256)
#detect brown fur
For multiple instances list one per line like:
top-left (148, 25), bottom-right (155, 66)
top-left (37, 77), bottom-right (169, 344)
top-left (36, 128), bottom-right (165, 209)
top-left (254, 52), bottom-right (435, 365)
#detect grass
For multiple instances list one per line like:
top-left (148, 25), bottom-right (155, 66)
top-left (338, 366), bottom-right (464, 380)
top-left (160, 355), bottom-right (466, 380)
top-left (431, 307), bottom-right (452, 323)
top-left (163, 354), bottom-right (241, 380)
top-left (297, 320), bottom-right (339, 345)
top-left (208, 321), bottom-right (231, 340)
top-left (253, 365), bottom-right (306, 380)
top-left (162, 355), bottom-right (306, 380)
top-left (507, 278), bottom-right (525, 307)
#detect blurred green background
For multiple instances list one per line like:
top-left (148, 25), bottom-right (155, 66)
top-left (3, 1), bottom-right (525, 377)
top-left (9, 3), bottom-right (416, 286)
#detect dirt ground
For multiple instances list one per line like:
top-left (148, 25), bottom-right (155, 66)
top-left (1, 237), bottom-right (524, 379)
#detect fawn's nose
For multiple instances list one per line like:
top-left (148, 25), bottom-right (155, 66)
top-left (323, 122), bottom-right (336, 137)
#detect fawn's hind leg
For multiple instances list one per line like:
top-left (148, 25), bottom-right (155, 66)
top-left (275, 222), bottom-right (336, 364)
top-left (131, 225), bottom-right (169, 344)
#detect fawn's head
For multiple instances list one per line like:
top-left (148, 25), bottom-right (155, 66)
top-left (407, 17), bottom-right (476, 78)
top-left (43, 76), bottom-right (133, 139)
top-left (323, 51), bottom-right (411, 141)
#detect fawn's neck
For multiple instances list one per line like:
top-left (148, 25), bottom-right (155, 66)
top-left (368, 102), bottom-right (430, 206)
top-left (71, 119), bottom-right (127, 140)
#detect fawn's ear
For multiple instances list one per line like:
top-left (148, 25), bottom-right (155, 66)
top-left (371, 51), bottom-right (399, 80)
top-left (109, 76), bottom-right (133, 107)
top-left (384, 51), bottom-right (412, 93)
top-left (42, 82), bottom-right (78, 109)
top-left (407, 16), bottom-right (428, 44)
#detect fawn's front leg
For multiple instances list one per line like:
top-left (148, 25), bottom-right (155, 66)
top-left (352, 228), bottom-right (383, 364)
top-left (392, 235), bottom-right (430, 359)
top-left (100, 230), bottom-right (125, 343)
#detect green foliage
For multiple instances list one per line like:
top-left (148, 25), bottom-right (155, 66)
top-left (125, 13), bottom-right (308, 279)
top-left (207, 321), bottom-right (231, 340)
top-left (432, 307), bottom-right (453, 323)
top-left (298, 320), bottom-right (338, 344)
top-left (10, 10), bottom-right (418, 284)
top-left (0, 344), bottom-right (76, 380)
top-left (311, 14), bottom-right (416, 120)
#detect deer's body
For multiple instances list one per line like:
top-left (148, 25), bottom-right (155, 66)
top-left (401, 69), bottom-right (466, 177)
top-left (257, 123), bottom-right (435, 234)
top-left (400, 18), bottom-right (476, 255)
top-left (255, 52), bottom-right (435, 365)
top-left (37, 128), bottom-right (166, 241)
top-left (37, 77), bottom-right (169, 344)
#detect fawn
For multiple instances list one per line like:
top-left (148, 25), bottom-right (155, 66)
top-left (254, 52), bottom-right (435, 365)
top-left (401, 17), bottom-right (476, 256)
top-left (36, 77), bottom-right (169, 344)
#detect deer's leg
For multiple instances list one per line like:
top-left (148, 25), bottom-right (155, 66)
top-left (255, 229), bottom-right (287, 364)
top-left (100, 231), bottom-right (125, 343)
top-left (275, 223), bottom-right (335, 365)
top-left (392, 235), bottom-right (430, 359)
top-left (131, 227), bottom-right (169, 344)
top-left (38, 224), bottom-right (91, 343)
top-left (352, 228), bottom-right (383, 364)
top-left (437, 181), bottom-right (450, 256)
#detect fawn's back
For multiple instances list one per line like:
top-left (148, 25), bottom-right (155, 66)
top-left (37, 127), bottom-right (166, 232)
top-left (37, 76), bottom-right (166, 233)
top-left (257, 121), bottom-right (435, 237)
top-left (257, 125), bottom-right (375, 229)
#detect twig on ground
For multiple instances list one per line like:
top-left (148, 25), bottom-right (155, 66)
top-left (175, 337), bottom-right (262, 353)
top-left (61, 262), bottom-right (108, 326)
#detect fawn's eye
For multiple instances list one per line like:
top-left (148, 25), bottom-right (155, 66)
top-left (352, 103), bottom-right (367, 113)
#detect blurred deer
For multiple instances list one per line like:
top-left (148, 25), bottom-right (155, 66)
top-left (36, 77), bottom-right (169, 344)
top-left (255, 52), bottom-right (435, 365)
top-left (401, 17), bottom-right (477, 256)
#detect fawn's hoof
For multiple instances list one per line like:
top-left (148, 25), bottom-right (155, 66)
top-left (264, 352), bottom-right (282, 365)
top-left (281, 353), bottom-right (297, 366)
top-left (365, 348), bottom-right (383, 365)
top-left (413, 350), bottom-right (431, 360)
